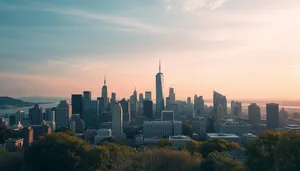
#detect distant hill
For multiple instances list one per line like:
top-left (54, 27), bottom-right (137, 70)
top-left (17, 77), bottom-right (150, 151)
top-left (0, 96), bottom-right (35, 109)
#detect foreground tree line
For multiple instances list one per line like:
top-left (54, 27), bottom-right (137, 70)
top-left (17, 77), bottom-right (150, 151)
top-left (0, 130), bottom-right (300, 171)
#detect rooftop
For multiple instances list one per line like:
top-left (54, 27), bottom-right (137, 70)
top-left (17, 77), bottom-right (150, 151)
top-left (242, 133), bottom-right (257, 138)
top-left (207, 133), bottom-right (240, 138)
top-left (169, 135), bottom-right (191, 140)
top-left (218, 119), bottom-right (250, 126)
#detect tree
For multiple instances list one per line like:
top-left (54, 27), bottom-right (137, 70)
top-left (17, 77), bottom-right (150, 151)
top-left (182, 122), bottom-right (193, 136)
top-left (200, 139), bottom-right (241, 158)
top-left (55, 127), bottom-right (75, 136)
top-left (201, 152), bottom-right (245, 171)
top-left (245, 131), bottom-right (281, 171)
top-left (185, 140), bottom-right (201, 154)
top-left (131, 148), bottom-right (201, 171)
top-left (0, 125), bottom-right (20, 144)
top-left (273, 131), bottom-right (300, 171)
top-left (24, 132), bottom-right (93, 171)
top-left (156, 138), bottom-right (174, 148)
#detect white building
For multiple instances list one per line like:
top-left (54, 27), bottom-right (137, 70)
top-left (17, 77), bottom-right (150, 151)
top-left (215, 119), bottom-right (252, 136)
top-left (143, 121), bottom-right (173, 138)
top-left (55, 101), bottom-right (72, 129)
top-left (192, 117), bottom-right (206, 139)
top-left (111, 103), bottom-right (123, 137)
top-left (206, 133), bottom-right (241, 144)
top-left (94, 129), bottom-right (112, 145)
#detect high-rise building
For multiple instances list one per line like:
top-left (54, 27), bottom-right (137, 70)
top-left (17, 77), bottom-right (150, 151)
top-left (187, 97), bottom-right (192, 104)
top-left (83, 100), bottom-right (100, 129)
top-left (248, 103), bottom-right (261, 125)
top-left (70, 114), bottom-right (85, 133)
top-left (231, 101), bottom-right (242, 117)
top-left (192, 117), bottom-right (206, 139)
top-left (279, 108), bottom-right (288, 127)
top-left (71, 94), bottom-right (83, 119)
top-left (139, 93), bottom-right (144, 103)
top-left (55, 101), bottom-right (72, 129)
top-left (194, 96), bottom-right (205, 116)
top-left (102, 75), bottom-right (108, 110)
top-left (110, 92), bottom-right (116, 104)
top-left (266, 103), bottom-right (279, 129)
top-left (29, 104), bottom-right (43, 125)
top-left (145, 91), bottom-right (152, 101)
top-left (143, 100), bottom-right (153, 120)
top-left (83, 91), bottom-right (92, 102)
top-left (111, 103), bottom-right (123, 137)
top-left (161, 110), bottom-right (174, 121)
top-left (44, 108), bottom-right (55, 121)
top-left (169, 87), bottom-right (176, 104)
top-left (156, 60), bottom-right (164, 119)
top-left (20, 126), bottom-right (33, 148)
top-left (213, 91), bottom-right (227, 121)
top-left (16, 110), bottom-right (25, 125)
top-left (119, 98), bottom-right (131, 123)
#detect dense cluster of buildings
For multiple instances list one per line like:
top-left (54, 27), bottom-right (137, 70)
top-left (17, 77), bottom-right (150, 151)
top-left (0, 61), bottom-right (298, 152)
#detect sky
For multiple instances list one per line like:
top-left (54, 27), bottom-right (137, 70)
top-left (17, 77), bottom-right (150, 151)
top-left (0, 0), bottom-right (300, 101)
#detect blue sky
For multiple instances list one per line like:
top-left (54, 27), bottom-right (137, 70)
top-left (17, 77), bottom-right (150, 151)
top-left (0, 0), bottom-right (300, 100)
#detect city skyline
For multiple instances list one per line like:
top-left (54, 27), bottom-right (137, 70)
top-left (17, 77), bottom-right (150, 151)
top-left (1, 0), bottom-right (300, 100)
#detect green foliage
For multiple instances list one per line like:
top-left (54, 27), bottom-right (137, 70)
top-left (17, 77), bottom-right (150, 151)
top-left (156, 138), bottom-right (174, 148)
top-left (131, 148), bottom-right (201, 171)
top-left (55, 126), bottom-right (76, 136)
top-left (185, 140), bottom-right (201, 154)
top-left (182, 122), bottom-right (193, 136)
top-left (201, 152), bottom-right (246, 171)
top-left (274, 131), bottom-right (300, 171)
top-left (24, 132), bottom-right (93, 171)
top-left (0, 125), bottom-right (20, 144)
top-left (245, 131), bottom-right (281, 171)
top-left (199, 139), bottom-right (241, 158)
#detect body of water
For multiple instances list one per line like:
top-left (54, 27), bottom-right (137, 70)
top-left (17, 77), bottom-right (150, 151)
top-left (0, 102), bottom-right (59, 115)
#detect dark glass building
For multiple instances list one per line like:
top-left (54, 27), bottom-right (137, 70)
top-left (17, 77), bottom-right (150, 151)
top-left (143, 100), bottom-right (153, 121)
top-left (71, 94), bottom-right (83, 119)
top-left (29, 104), bottom-right (43, 125)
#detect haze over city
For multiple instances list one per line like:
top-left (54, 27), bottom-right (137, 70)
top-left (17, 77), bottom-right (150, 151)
top-left (1, 0), bottom-right (300, 100)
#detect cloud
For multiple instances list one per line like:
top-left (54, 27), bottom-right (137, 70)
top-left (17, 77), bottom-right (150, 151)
top-left (166, 0), bottom-right (230, 12)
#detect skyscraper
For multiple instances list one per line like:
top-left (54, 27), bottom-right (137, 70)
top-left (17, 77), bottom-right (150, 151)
top-left (55, 101), bottom-right (72, 129)
top-left (111, 103), bottom-right (123, 137)
top-left (194, 95), bottom-right (205, 116)
top-left (110, 92), bottom-right (116, 104)
top-left (139, 93), bottom-right (144, 103)
top-left (119, 98), bottom-right (131, 123)
top-left (29, 104), bottom-right (43, 125)
top-left (248, 103), bottom-right (261, 125)
top-left (231, 100), bottom-right (242, 117)
top-left (169, 87), bottom-right (175, 104)
top-left (145, 91), bottom-right (152, 101)
top-left (71, 94), bottom-right (83, 119)
top-left (213, 91), bottom-right (227, 121)
top-left (266, 103), bottom-right (279, 129)
top-left (155, 60), bottom-right (164, 119)
top-left (143, 100), bottom-right (154, 120)
top-left (83, 91), bottom-right (92, 102)
top-left (102, 75), bottom-right (108, 110)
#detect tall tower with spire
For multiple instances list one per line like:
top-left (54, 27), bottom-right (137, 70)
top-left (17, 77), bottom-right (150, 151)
top-left (155, 59), bottom-right (164, 120)
top-left (102, 75), bottom-right (108, 110)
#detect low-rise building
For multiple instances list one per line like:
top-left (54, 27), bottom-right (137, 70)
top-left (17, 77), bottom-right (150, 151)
top-left (143, 121), bottom-right (183, 138)
top-left (5, 138), bottom-right (24, 152)
top-left (206, 133), bottom-right (241, 144)
top-left (94, 129), bottom-right (112, 145)
top-left (241, 133), bottom-right (257, 146)
top-left (215, 119), bottom-right (252, 136)
top-left (169, 135), bottom-right (191, 149)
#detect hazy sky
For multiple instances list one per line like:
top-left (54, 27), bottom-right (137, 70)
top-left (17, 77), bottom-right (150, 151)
top-left (0, 0), bottom-right (300, 100)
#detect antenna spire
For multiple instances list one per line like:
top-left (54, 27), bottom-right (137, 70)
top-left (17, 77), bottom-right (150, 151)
top-left (159, 58), bottom-right (161, 73)
top-left (104, 74), bottom-right (106, 86)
